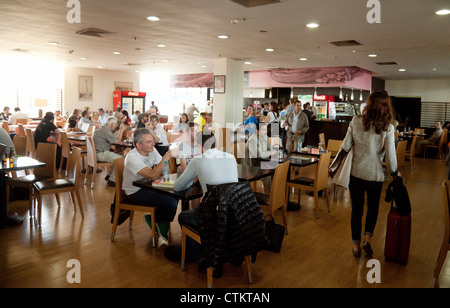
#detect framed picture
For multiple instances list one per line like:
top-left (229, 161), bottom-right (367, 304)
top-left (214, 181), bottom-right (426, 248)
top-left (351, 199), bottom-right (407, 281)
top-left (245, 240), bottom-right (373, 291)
top-left (214, 75), bottom-right (226, 94)
top-left (78, 75), bottom-right (93, 100)
top-left (114, 81), bottom-right (133, 91)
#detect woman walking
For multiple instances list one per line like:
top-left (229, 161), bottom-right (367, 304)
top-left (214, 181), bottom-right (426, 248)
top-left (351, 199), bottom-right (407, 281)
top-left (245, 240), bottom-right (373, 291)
top-left (342, 90), bottom-right (398, 258)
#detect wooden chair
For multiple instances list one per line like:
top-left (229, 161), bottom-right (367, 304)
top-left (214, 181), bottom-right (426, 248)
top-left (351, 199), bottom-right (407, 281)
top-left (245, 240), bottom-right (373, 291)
top-left (424, 129), bottom-right (448, 159)
top-left (254, 161), bottom-right (290, 232)
top-left (111, 157), bottom-right (158, 247)
top-left (432, 180), bottom-right (450, 288)
top-left (25, 128), bottom-right (36, 158)
top-left (405, 135), bottom-right (417, 170)
top-left (12, 136), bottom-right (27, 156)
top-left (181, 224), bottom-right (253, 288)
top-left (6, 143), bottom-right (57, 217)
top-left (2, 121), bottom-right (10, 134)
top-left (16, 119), bottom-right (28, 125)
top-left (33, 147), bottom-right (84, 226)
top-left (17, 123), bottom-right (26, 136)
top-left (87, 125), bottom-right (95, 134)
top-left (327, 139), bottom-right (343, 157)
top-left (396, 140), bottom-right (408, 179)
top-left (85, 136), bottom-right (112, 188)
top-left (287, 152), bottom-right (331, 219)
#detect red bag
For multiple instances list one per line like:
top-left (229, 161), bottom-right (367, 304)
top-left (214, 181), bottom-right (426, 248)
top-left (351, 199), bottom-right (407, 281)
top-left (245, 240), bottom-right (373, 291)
top-left (384, 207), bottom-right (411, 266)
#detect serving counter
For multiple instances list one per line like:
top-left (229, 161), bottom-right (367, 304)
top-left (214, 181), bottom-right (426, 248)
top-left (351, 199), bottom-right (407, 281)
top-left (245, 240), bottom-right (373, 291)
top-left (306, 120), bottom-right (350, 146)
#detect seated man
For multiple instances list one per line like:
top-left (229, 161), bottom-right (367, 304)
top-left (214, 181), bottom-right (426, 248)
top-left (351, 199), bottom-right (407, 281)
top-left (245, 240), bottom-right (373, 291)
top-left (149, 115), bottom-right (169, 156)
top-left (177, 122), bottom-right (200, 174)
top-left (123, 128), bottom-right (178, 246)
top-left (416, 121), bottom-right (443, 156)
top-left (93, 116), bottom-right (127, 186)
top-left (174, 132), bottom-right (238, 267)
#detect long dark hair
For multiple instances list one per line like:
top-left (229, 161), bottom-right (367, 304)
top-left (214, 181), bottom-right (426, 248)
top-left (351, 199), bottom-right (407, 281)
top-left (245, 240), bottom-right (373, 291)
top-left (362, 90), bottom-right (394, 134)
top-left (269, 101), bottom-right (279, 118)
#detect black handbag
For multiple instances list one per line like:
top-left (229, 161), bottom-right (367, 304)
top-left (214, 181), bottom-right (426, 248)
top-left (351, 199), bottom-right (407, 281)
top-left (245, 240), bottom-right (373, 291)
top-left (264, 215), bottom-right (285, 253)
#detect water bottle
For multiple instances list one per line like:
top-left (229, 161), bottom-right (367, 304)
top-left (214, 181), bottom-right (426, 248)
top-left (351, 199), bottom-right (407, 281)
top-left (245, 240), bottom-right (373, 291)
top-left (163, 161), bottom-right (170, 182)
top-left (297, 138), bottom-right (302, 152)
top-left (278, 148), bottom-right (283, 162)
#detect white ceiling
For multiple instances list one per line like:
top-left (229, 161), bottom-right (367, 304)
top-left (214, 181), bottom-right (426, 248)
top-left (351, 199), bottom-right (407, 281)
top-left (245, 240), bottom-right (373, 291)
top-left (1, 0), bottom-right (450, 80)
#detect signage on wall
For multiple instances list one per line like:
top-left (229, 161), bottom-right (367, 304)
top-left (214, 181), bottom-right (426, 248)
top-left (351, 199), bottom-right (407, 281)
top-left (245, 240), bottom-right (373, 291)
top-left (313, 95), bottom-right (328, 101)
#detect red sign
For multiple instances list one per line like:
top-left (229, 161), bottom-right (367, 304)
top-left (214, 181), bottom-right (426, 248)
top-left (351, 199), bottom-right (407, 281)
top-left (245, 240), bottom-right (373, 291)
top-left (313, 95), bottom-right (328, 101)
top-left (122, 91), bottom-right (146, 97)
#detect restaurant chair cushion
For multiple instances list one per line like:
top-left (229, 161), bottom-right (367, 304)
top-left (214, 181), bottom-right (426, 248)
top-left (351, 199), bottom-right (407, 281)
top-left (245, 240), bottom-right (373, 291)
top-left (288, 177), bottom-right (315, 187)
top-left (34, 179), bottom-right (74, 191)
top-left (254, 192), bottom-right (269, 205)
top-left (8, 174), bottom-right (52, 184)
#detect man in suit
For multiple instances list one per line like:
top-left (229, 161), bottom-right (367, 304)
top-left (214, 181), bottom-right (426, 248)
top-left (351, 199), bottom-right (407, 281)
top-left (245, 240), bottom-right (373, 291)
top-left (284, 101), bottom-right (309, 154)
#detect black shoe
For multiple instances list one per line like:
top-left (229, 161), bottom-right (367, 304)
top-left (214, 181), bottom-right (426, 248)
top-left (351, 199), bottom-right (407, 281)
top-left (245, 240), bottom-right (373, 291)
top-left (362, 242), bottom-right (373, 258)
top-left (107, 180), bottom-right (116, 187)
top-left (105, 175), bottom-right (110, 181)
top-left (352, 248), bottom-right (361, 258)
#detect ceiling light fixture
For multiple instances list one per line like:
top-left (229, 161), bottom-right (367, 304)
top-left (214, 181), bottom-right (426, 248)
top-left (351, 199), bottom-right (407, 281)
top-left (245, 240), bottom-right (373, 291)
top-left (113, 51), bottom-right (121, 54)
top-left (436, 9), bottom-right (450, 15)
top-left (245, 61), bottom-right (252, 65)
top-left (399, 68), bottom-right (406, 72)
top-left (156, 44), bottom-right (166, 47)
top-left (217, 35), bottom-right (228, 39)
top-left (80, 57), bottom-right (87, 60)
top-left (48, 42), bottom-right (59, 45)
top-left (146, 16), bottom-right (160, 21)
top-left (299, 58), bottom-right (307, 61)
top-left (368, 54), bottom-right (377, 57)
top-left (265, 48), bottom-right (275, 52)
top-left (306, 23), bottom-right (319, 28)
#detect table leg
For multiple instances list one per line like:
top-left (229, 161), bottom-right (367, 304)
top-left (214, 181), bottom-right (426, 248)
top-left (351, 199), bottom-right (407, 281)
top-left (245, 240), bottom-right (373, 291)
top-left (0, 172), bottom-right (24, 229)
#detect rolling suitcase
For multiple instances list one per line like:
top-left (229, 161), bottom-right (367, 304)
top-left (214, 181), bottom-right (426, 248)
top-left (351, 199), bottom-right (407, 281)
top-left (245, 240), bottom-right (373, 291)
top-left (384, 175), bottom-right (411, 266)
top-left (384, 207), bottom-right (411, 266)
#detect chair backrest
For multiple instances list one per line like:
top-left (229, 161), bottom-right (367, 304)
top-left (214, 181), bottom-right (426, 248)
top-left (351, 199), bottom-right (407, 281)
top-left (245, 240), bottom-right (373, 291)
top-left (439, 129), bottom-right (448, 150)
top-left (394, 131), bottom-right (399, 140)
top-left (17, 123), bottom-right (26, 136)
top-left (67, 146), bottom-right (82, 186)
top-left (2, 121), bottom-right (10, 134)
top-left (327, 139), bottom-right (343, 157)
top-left (268, 161), bottom-right (290, 208)
top-left (316, 152), bottom-right (331, 190)
top-left (16, 119), bottom-right (28, 125)
top-left (435, 180), bottom-right (450, 284)
top-left (168, 157), bottom-right (177, 173)
top-left (86, 136), bottom-right (97, 167)
top-left (25, 128), bottom-right (36, 158)
top-left (414, 128), bottom-right (424, 135)
top-left (63, 121), bottom-right (69, 131)
top-left (60, 132), bottom-right (70, 158)
top-left (34, 142), bottom-right (57, 178)
top-left (114, 157), bottom-right (127, 204)
top-left (318, 133), bottom-right (325, 145)
top-left (396, 140), bottom-right (408, 169)
top-left (13, 136), bottom-right (27, 156)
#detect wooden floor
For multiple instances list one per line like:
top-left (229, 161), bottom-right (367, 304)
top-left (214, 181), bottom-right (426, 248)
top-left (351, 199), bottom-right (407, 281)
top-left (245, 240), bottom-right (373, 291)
top-left (1, 156), bottom-right (449, 288)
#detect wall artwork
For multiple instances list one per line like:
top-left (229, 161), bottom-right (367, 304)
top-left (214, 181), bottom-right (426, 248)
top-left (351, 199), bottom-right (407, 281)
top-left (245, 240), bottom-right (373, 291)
top-left (214, 75), bottom-right (226, 94)
top-left (78, 75), bottom-right (93, 100)
top-left (114, 81), bottom-right (133, 91)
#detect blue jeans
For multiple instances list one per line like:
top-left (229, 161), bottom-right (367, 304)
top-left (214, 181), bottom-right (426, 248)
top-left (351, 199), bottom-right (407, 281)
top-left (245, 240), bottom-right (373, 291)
top-left (127, 189), bottom-right (178, 223)
top-left (178, 208), bottom-right (203, 263)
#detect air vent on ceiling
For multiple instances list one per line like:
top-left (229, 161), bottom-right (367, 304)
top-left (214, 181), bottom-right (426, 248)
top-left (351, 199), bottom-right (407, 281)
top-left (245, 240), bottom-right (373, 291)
top-left (375, 62), bottom-right (399, 66)
top-left (121, 63), bottom-right (140, 66)
top-left (76, 28), bottom-right (116, 37)
top-left (329, 40), bottom-right (363, 47)
top-left (13, 48), bottom-right (31, 53)
top-left (230, 0), bottom-right (282, 8)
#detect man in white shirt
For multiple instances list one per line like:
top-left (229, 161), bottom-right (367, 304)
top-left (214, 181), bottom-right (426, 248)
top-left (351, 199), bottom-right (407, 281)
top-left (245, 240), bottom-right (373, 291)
top-left (97, 108), bottom-right (109, 125)
top-left (174, 132), bottom-right (238, 266)
top-left (8, 107), bottom-right (28, 124)
top-left (177, 122), bottom-right (201, 173)
top-left (149, 115), bottom-right (169, 156)
top-left (123, 128), bottom-right (178, 247)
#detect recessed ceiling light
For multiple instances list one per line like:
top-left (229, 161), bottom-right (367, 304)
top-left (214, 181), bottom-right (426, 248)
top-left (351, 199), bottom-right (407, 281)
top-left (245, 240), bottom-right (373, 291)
top-left (299, 58), bottom-right (308, 61)
top-left (97, 66), bottom-right (103, 69)
top-left (156, 44), bottom-right (166, 47)
top-left (306, 23), bottom-right (319, 28)
top-left (80, 57), bottom-right (87, 60)
top-left (161, 59), bottom-right (169, 62)
top-left (48, 42), bottom-right (59, 45)
top-left (399, 68), bottom-right (406, 72)
top-left (265, 48), bottom-right (275, 52)
top-left (436, 9), bottom-right (450, 15)
top-left (368, 54), bottom-right (378, 57)
top-left (245, 61), bottom-right (252, 65)
top-left (217, 35), bottom-right (228, 39)
top-left (432, 68), bottom-right (437, 71)
top-left (113, 51), bottom-right (121, 55)
top-left (201, 65), bottom-right (207, 68)
top-left (146, 16), bottom-right (160, 21)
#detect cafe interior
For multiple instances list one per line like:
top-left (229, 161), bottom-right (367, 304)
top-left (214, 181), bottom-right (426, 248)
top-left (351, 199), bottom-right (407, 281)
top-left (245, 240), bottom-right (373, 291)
top-left (1, 0), bottom-right (450, 289)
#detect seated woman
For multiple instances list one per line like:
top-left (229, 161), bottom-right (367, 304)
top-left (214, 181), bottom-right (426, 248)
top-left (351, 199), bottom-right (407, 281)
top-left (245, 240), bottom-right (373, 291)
top-left (174, 113), bottom-right (189, 133)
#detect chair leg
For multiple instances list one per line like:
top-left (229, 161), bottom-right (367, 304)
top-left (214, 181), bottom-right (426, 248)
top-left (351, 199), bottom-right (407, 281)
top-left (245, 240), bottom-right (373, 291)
top-left (281, 205), bottom-right (288, 235)
top-left (75, 190), bottom-right (84, 218)
top-left (244, 255), bottom-right (253, 284)
top-left (55, 193), bottom-right (61, 206)
top-left (314, 190), bottom-right (320, 219)
top-left (91, 166), bottom-right (95, 189)
top-left (111, 204), bottom-right (121, 242)
top-left (324, 188), bottom-right (330, 213)
top-left (151, 210), bottom-right (156, 247)
top-left (129, 211), bottom-right (135, 235)
top-left (207, 267), bottom-right (213, 288)
top-left (37, 193), bottom-right (43, 226)
top-left (181, 229), bottom-right (187, 270)
top-left (70, 191), bottom-right (77, 212)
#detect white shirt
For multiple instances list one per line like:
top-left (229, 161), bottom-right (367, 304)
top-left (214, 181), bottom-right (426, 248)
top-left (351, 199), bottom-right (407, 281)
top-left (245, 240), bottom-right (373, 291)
top-left (8, 111), bottom-right (28, 124)
top-left (291, 111), bottom-right (301, 132)
top-left (151, 124), bottom-right (169, 146)
top-left (266, 111), bottom-right (278, 124)
top-left (174, 149), bottom-right (238, 195)
top-left (177, 140), bottom-right (201, 165)
top-left (97, 113), bottom-right (109, 125)
top-left (122, 148), bottom-right (162, 195)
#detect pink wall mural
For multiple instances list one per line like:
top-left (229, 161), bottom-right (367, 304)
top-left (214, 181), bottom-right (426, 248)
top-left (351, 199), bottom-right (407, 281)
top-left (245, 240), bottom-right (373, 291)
top-left (170, 73), bottom-right (213, 88)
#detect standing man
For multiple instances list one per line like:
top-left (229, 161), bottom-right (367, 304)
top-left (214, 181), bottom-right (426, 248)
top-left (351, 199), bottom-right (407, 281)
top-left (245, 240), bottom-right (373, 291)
top-left (284, 101), bottom-right (309, 154)
top-left (123, 128), bottom-right (178, 246)
top-left (186, 103), bottom-right (200, 122)
top-left (93, 116), bottom-right (127, 186)
top-left (302, 102), bottom-right (313, 147)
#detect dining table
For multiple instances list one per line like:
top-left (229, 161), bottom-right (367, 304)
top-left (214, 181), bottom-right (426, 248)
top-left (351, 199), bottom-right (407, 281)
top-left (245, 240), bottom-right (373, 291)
top-left (0, 156), bottom-right (46, 228)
